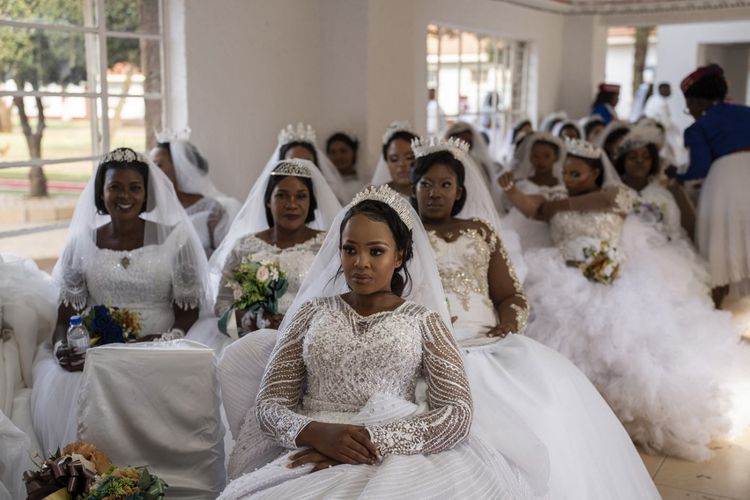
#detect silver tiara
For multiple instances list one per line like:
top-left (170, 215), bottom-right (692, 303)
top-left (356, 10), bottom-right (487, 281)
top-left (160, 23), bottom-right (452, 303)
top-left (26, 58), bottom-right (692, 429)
top-left (154, 127), bottom-right (191, 143)
top-left (270, 159), bottom-right (313, 178)
top-left (564, 138), bottom-right (601, 160)
top-left (100, 147), bottom-right (147, 165)
top-left (411, 136), bottom-right (470, 161)
top-left (382, 121), bottom-right (413, 145)
top-left (278, 123), bottom-right (316, 146)
top-left (350, 185), bottom-right (415, 230)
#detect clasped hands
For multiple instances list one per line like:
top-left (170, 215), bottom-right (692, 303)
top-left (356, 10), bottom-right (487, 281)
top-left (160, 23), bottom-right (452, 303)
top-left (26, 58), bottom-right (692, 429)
top-left (288, 421), bottom-right (379, 473)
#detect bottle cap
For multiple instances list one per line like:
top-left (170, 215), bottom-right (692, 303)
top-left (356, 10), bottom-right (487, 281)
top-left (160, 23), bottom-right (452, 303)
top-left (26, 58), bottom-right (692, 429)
top-left (70, 315), bottom-right (82, 326)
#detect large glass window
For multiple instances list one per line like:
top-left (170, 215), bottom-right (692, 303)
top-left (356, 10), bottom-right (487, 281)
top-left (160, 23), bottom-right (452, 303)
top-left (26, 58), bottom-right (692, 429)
top-left (426, 24), bottom-right (530, 156)
top-left (0, 0), bottom-right (164, 265)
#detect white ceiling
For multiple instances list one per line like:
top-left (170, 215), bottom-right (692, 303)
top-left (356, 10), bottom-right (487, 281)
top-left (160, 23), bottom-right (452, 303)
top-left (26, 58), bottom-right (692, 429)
top-left (501, 0), bottom-right (750, 15)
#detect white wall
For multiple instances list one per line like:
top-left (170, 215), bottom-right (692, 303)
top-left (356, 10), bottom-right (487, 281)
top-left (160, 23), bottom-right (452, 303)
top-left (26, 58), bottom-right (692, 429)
top-left (173, 0), bottom-right (569, 198)
top-left (656, 20), bottom-right (750, 131)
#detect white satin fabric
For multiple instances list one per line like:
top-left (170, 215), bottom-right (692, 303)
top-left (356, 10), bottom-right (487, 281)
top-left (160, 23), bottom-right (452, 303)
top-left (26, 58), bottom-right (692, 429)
top-left (78, 340), bottom-right (225, 499)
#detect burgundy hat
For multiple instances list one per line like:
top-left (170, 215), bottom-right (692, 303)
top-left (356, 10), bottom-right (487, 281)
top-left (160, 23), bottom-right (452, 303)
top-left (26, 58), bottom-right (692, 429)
top-left (598, 83), bottom-right (621, 93)
top-left (680, 64), bottom-right (724, 95)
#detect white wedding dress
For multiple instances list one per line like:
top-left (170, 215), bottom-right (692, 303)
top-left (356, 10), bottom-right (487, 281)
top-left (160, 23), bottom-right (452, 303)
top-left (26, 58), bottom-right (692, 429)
top-left (503, 180), bottom-right (567, 250)
top-left (188, 233), bottom-right (326, 353)
top-left (31, 226), bottom-right (203, 453)
top-left (429, 221), bottom-right (659, 499)
top-left (523, 188), bottom-right (744, 461)
top-left (220, 297), bottom-right (539, 499)
top-left (185, 196), bottom-right (229, 257)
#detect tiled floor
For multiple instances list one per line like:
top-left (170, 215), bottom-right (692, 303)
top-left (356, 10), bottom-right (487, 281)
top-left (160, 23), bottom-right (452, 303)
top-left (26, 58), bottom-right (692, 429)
top-left (638, 427), bottom-right (750, 499)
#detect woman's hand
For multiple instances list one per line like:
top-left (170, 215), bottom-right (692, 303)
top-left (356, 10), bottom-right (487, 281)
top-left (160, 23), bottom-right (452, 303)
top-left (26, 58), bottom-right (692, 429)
top-left (486, 323), bottom-right (514, 339)
top-left (287, 448), bottom-right (344, 472)
top-left (56, 343), bottom-right (86, 372)
top-left (296, 422), bottom-right (379, 466)
top-left (498, 172), bottom-right (517, 193)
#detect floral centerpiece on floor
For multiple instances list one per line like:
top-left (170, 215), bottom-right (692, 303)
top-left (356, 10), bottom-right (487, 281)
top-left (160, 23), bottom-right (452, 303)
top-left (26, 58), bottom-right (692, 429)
top-left (23, 442), bottom-right (167, 500)
top-left (576, 240), bottom-right (622, 285)
top-left (218, 257), bottom-right (288, 336)
top-left (82, 305), bottom-right (141, 345)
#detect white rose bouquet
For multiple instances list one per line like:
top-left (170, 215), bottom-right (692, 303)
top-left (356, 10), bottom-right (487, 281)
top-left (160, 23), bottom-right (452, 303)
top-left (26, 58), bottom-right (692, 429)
top-left (218, 257), bottom-right (288, 335)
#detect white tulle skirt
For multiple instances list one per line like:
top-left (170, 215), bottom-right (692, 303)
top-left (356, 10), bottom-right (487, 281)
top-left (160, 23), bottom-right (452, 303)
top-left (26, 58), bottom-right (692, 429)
top-left (461, 335), bottom-right (659, 499)
top-left (219, 393), bottom-right (540, 500)
top-left (696, 151), bottom-right (750, 292)
top-left (524, 229), bottom-right (744, 461)
top-left (503, 208), bottom-right (554, 250)
top-left (31, 343), bottom-right (83, 453)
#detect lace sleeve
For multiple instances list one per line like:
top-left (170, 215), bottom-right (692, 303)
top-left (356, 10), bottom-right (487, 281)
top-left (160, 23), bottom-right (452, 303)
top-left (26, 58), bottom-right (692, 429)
top-left (171, 227), bottom-right (203, 310)
top-left (367, 311), bottom-right (472, 456)
top-left (255, 300), bottom-right (315, 448)
top-left (612, 186), bottom-right (634, 216)
top-left (57, 243), bottom-right (88, 311)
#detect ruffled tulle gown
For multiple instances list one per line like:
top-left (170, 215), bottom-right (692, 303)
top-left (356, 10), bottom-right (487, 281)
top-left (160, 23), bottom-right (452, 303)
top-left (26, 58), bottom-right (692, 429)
top-left (31, 230), bottom-right (203, 453)
top-left (523, 188), bottom-right (744, 461)
top-left (187, 233), bottom-right (325, 353)
top-left (429, 223), bottom-right (659, 499)
top-left (219, 297), bottom-right (540, 499)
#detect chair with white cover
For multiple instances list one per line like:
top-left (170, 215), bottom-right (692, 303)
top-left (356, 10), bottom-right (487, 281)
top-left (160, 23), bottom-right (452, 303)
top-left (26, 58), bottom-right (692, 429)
top-left (77, 340), bottom-right (225, 499)
top-left (217, 329), bottom-right (281, 478)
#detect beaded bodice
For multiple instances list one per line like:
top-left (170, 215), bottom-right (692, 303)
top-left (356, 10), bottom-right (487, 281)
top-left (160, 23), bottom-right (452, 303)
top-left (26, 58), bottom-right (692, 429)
top-left (549, 188), bottom-right (633, 261)
top-left (254, 296), bottom-right (472, 456)
top-left (214, 232), bottom-right (325, 316)
top-left (58, 229), bottom-right (202, 336)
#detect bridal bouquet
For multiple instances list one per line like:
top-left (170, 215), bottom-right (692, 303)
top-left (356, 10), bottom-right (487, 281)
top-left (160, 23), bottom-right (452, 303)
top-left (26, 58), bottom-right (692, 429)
top-left (632, 200), bottom-right (665, 226)
top-left (576, 240), bottom-right (621, 285)
top-left (83, 304), bottom-right (142, 346)
top-left (218, 257), bottom-right (288, 335)
top-left (23, 442), bottom-right (167, 500)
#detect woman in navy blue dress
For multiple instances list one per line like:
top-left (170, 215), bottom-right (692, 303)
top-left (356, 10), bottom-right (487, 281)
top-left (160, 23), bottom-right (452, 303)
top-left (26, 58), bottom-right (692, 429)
top-left (670, 64), bottom-right (750, 306)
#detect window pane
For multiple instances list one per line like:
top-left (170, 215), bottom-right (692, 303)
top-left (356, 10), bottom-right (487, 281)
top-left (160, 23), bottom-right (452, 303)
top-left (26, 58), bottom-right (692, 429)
top-left (438, 28), bottom-right (460, 119)
top-left (0, 25), bottom-right (97, 93)
top-left (106, 37), bottom-right (161, 96)
top-left (0, 95), bottom-right (97, 161)
top-left (105, 0), bottom-right (159, 34)
top-left (0, 0), bottom-right (93, 27)
top-left (107, 96), bottom-right (161, 151)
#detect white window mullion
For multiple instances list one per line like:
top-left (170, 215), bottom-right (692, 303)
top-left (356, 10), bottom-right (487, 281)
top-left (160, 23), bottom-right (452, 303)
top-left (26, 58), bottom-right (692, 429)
top-left (96, 0), bottom-right (110, 155)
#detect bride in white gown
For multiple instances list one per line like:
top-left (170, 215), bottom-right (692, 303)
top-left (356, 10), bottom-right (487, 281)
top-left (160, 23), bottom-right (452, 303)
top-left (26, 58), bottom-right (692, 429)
top-left (219, 186), bottom-right (540, 499)
top-left (411, 137), bottom-right (658, 499)
top-left (501, 138), bottom-right (745, 461)
top-left (32, 148), bottom-right (207, 453)
top-left (186, 159), bottom-right (341, 352)
top-left (502, 132), bottom-right (567, 250)
top-left (370, 120), bottom-right (419, 199)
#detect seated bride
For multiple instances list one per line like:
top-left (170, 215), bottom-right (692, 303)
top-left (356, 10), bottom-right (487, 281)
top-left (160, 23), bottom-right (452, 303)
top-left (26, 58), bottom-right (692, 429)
top-left (219, 186), bottom-right (540, 499)
top-left (31, 148), bottom-right (207, 453)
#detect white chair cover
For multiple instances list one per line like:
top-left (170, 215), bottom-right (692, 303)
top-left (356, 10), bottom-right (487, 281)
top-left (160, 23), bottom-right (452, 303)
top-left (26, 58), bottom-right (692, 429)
top-left (78, 340), bottom-right (225, 499)
top-left (0, 411), bottom-right (31, 500)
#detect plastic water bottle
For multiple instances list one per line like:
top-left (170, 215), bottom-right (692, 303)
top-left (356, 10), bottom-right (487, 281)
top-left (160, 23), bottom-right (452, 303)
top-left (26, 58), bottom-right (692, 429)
top-left (67, 315), bottom-right (90, 354)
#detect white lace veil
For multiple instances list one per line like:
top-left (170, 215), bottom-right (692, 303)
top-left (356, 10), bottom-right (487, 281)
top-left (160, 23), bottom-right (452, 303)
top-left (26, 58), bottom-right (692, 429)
top-left (539, 111), bottom-right (568, 133)
top-left (279, 186), bottom-right (451, 332)
top-left (265, 123), bottom-right (345, 203)
top-left (444, 121), bottom-right (497, 176)
top-left (53, 149), bottom-right (209, 311)
top-left (498, 117), bottom-right (533, 169)
top-left (551, 119), bottom-right (584, 140)
top-left (207, 159), bottom-right (342, 305)
top-left (595, 120), bottom-right (631, 150)
top-left (411, 138), bottom-right (528, 283)
top-left (511, 132), bottom-right (566, 181)
top-left (371, 121), bottom-right (416, 186)
top-left (161, 136), bottom-right (242, 221)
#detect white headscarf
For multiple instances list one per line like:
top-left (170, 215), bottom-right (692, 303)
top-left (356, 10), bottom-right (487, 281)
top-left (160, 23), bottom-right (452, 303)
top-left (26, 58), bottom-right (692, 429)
top-left (265, 123), bottom-right (345, 203)
top-left (551, 119), bottom-right (584, 141)
top-left (498, 117), bottom-right (533, 169)
top-left (539, 111), bottom-right (568, 133)
top-left (155, 129), bottom-right (242, 222)
top-left (602, 124), bottom-right (666, 187)
top-left (595, 120), bottom-right (631, 150)
top-left (207, 159), bottom-right (342, 305)
top-left (279, 185), bottom-right (451, 331)
top-left (371, 121), bottom-right (417, 187)
top-left (511, 132), bottom-right (566, 181)
top-left (53, 148), bottom-right (209, 311)
top-left (411, 137), bottom-right (528, 283)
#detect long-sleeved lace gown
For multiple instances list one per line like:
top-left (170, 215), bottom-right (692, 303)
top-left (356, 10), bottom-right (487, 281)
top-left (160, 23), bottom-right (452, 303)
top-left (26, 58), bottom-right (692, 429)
top-left (219, 296), bottom-right (539, 499)
top-left (429, 220), bottom-right (659, 499)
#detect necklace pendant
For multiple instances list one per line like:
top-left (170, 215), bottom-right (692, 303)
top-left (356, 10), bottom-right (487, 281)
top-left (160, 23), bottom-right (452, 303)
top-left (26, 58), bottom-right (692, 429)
top-left (121, 256), bottom-right (130, 269)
